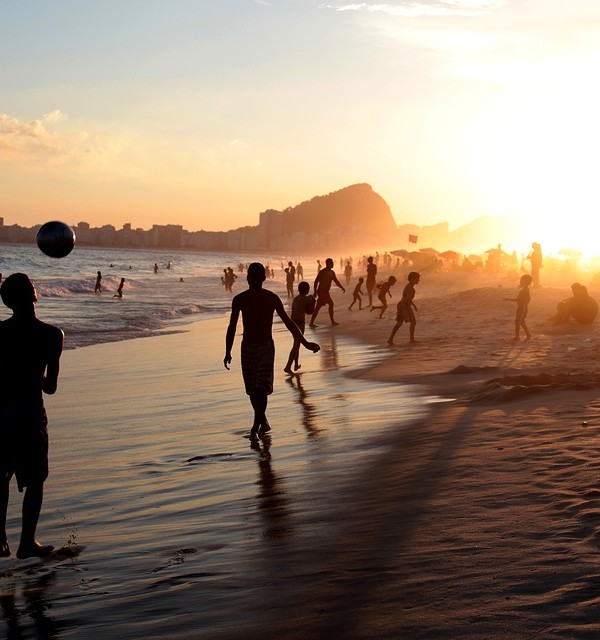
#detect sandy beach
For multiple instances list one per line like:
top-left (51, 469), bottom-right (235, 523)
top-left (3, 268), bottom-right (600, 639)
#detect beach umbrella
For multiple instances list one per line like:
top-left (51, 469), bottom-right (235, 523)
top-left (390, 249), bottom-right (411, 258)
top-left (419, 247), bottom-right (439, 255)
top-left (440, 250), bottom-right (460, 260)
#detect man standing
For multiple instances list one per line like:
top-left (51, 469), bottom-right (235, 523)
top-left (309, 258), bottom-right (345, 327)
top-left (224, 263), bottom-right (320, 440)
top-left (0, 273), bottom-right (64, 559)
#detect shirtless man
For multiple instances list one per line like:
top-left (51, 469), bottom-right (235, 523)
top-left (309, 258), bottom-right (345, 327)
top-left (387, 271), bottom-right (421, 344)
top-left (365, 256), bottom-right (377, 307)
top-left (0, 273), bottom-right (64, 559)
top-left (224, 263), bottom-right (320, 440)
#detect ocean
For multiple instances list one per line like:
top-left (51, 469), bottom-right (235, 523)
top-left (0, 243), bottom-right (311, 349)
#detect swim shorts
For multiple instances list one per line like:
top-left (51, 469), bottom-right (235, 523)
top-left (241, 340), bottom-right (275, 396)
top-left (396, 300), bottom-right (416, 323)
top-left (0, 405), bottom-right (49, 492)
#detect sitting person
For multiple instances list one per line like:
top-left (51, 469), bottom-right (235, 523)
top-left (553, 283), bottom-right (598, 325)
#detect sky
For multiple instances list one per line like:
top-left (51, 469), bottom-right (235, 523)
top-left (2, 0), bottom-right (600, 255)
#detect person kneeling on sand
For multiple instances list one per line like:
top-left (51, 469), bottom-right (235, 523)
top-left (0, 273), bottom-right (64, 559)
top-left (552, 283), bottom-right (598, 325)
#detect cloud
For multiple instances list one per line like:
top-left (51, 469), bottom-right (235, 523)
top-left (0, 111), bottom-right (127, 172)
top-left (321, 0), bottom-right (506, 18)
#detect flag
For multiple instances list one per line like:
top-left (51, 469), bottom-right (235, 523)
top-left (408, 234), bottom-right (418, 244)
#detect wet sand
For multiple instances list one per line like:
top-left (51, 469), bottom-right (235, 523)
top-left (4, 270), bottom-right (600, 638)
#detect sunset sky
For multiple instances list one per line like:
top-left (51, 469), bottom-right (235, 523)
top-left (2, 1), bottom-right (600, 254)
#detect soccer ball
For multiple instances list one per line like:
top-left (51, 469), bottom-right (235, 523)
top-left (36, 221), bottom-right (76, 258)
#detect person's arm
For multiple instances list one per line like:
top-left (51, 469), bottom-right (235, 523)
top-left (275, 299), bottom-right (320, 352)
top-left (332, 274), bottom-right (345, 293)
top-left (224, 299), bottom-right (241, 369)
top-left (312, 271), bottom-right (322, 295)
top-left (42, 327), bottom-right (64, 395)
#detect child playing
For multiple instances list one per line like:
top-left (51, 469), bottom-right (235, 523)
top-left (284, 281), bottom-right (315, 374)
top-left (387, 272), bottom-right (420, 344)
top-left (348, 277), bottom-right (365, 311)
top-left (370, 275), bottom-right (397, 319)
top-left (509, 274), bottom-right (532, 340)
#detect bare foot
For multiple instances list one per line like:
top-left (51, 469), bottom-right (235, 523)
top-left (386, 340), bottom-right (394, 345)
top-left (17, 541), bottom-right (54, 559)
top-left (331, 321), bottom-right (339, 326)
top-left (294, 364), bottom-right (301, 371)
top-left (259, 421), bottom-right (271, 435)
top-left (1, 540), bottom-right (10, 558)
top-left (309, 323), bottom-right (317, 328)
top-left (283, 366), bottom-right (293, 374)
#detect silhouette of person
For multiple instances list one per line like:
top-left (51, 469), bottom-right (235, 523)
top-left (94, 270), bottom-right (102, 293)
top-left (365, 256), bottom-right (377, 307)
top-left (224, 262), bottom-right (320, 440)
top-left (507, 274), bottom-right (532, 340)
top-left (154, 263), bottom-right (158, 274)
top-left (285, 261), bottom-right (296, 297)
top-left (284, 281), bottom-right (314, 374)
top-left (387, 272), bottom-right (420, 344)
top-left (309, 258), bottom-right (345, 327)
top-left (348, 277), bottom-right (365, 310)
top-left (0, 273), bottom-right (63, 559)
top-left (113, 278), bottom-right (125, 298)
top-left (553, 283), bottom-right (598, 325)
top-left (527, 242), bottom-right (543, 287)
top-left (370, 275), bottom-right (397, 319)
top-left (344, 261), bottom-right (352, 286)
top-left (296, 262), bottom-right (304, 281)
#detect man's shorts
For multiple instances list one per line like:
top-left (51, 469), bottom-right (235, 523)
top-left (396, 301), bottom-right (416, 323)
top-left (241, 340), bottom-right (275, 396)
top-left (316, 290), bottom-right (333, 306)
top-left (0, 405), bottom-right (49, 492)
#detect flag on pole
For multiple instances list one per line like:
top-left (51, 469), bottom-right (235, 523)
top-left (408, 234), bottom-right (418, 244)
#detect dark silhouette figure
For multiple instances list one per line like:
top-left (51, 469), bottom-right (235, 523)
top-left (309, 258), bottom-right (345, 327)
top-left (553, 283), bottom-right (598, 325)
top-left (285, 261), bottom-right (296, 297)
top-left (113, 278), bottom-right (125, 298)
top-left (387, 272), bottom-right (420, 344)
top-left (284, 281), bottom-right (314, 374)
top-left (527, 242), bottom-right (543, 287)
top-left (0, 273), bottom-right (63, 559)
top-left (94, 271), bottom-right (102, 293)
top-left (344, 261), bottom-right (353, 286)
top-left (154, 263), bottom-right (158, 274)
top-left (507, 274), bottom-right (532, 340)
top-left (348, 277), bottom-right (365, 310)
top-left (296, 262), bottom-right (304, 281)
top-left (224, 262), bottom-right (320, 440)
top-left (365, 256), bottom-right (377, 307)
top-left (370, 275), bottom-right (397, 319)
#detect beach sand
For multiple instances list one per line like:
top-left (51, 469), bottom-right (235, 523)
top-left (4, 270), bottom-right (600, 638)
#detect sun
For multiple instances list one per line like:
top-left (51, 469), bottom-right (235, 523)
top-left (465, 83), bottom-right (600, 259)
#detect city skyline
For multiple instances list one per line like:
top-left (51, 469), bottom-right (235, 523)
top-left (2, 2), bottom-right (600, 255)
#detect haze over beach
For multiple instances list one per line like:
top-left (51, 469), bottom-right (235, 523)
top-left (5, 2), bottom-right (600, 639)
top-left (2, 1), bottom-right (600, 256)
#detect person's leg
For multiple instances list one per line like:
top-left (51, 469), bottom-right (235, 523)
top-left (409, 320), bottom-right (417, 343)
top-left (379, 300), bottom-right (387, 319)
top-left (17, 482), bottom-right (53, 559)
top-left (249, 392), bottom-right (268, 437)
top-left (310, 301), bottom-right (323, 326)
top-left (387, 321), bottom-right (402, 344)
top-left (0, 476), bottom-right (10, 557)
top-left (328, 301), bottom-right (338, 326)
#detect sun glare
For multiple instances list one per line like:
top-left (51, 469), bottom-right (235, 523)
top-left (466, 83), bottom-right (600, 259)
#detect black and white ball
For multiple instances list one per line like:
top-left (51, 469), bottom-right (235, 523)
top-left (36, 221), bottom-right (76, 258)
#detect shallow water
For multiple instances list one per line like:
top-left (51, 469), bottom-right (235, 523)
top-left (0, 317), bottom-right (430, 639)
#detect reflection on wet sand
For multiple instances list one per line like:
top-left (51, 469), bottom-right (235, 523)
top-left (285, 375), bottom-right (320, 439)
top-left (1, 571), bottom-right (63, 639)
top-left (251, 437), bottom-right (291, 539)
